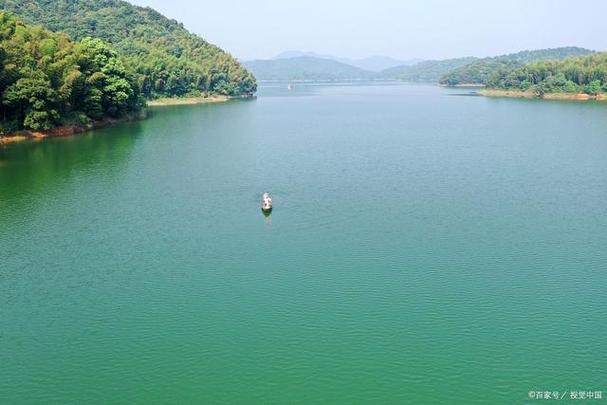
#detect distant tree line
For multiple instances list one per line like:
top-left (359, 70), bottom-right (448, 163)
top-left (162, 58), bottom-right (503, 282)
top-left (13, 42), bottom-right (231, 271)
top-left (380, 57), bottom-right (478, 83)
top-left (439, 47), bottom-right (593, 86)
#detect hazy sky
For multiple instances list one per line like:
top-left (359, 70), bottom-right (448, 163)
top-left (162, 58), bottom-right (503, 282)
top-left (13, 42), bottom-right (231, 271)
top-left (130, 0), bottom-right (607, 61)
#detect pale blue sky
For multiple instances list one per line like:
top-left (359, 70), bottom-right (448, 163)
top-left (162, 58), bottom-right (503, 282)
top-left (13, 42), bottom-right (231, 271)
top-left (130, 0), bottom-right (607, 61)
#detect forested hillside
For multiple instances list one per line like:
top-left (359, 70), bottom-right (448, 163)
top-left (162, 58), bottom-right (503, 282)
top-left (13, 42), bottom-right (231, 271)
top-left (0, 12), bottom-right (142, 132)
top-left (486, 53), bottom-right (607, 96)
top-left (0, 0), bottom-right (256, 98)
top-left (379, 57), bottom-right (478, 82)
top-left (439, 47), bottom-right (593, 86)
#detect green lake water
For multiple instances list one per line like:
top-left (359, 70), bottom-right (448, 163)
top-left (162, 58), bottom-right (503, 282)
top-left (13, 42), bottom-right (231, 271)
top-left (1, 84), bottom-right (606, 404)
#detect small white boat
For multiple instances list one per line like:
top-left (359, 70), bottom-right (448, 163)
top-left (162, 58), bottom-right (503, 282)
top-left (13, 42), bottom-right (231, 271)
top-left (261, 192), bottom-right (273, 214)
top-left (287, 84), bottom-right (293, 91)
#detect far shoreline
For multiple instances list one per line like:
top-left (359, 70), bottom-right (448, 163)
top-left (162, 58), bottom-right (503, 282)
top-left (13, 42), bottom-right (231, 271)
top-left (148, 95), bottom-right (230, 106)
top-left (480, 88), bottom-right (607, 101)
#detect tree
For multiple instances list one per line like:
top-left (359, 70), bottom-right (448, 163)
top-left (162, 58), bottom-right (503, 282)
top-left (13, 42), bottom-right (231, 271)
top-left (584, 80), bottom-right (602, 96)
top-left (3, 70), bottom-right (59, 130)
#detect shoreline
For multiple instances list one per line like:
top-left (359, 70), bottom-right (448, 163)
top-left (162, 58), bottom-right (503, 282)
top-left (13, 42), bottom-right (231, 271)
top-left (0, 113), bottom-right (146, 145)
top-left (148, 94), bottom-right (256, 106)
top-left (1, 94), bottom-right (256, 145)
top-left (440, 83), bottom-right (486, 88)
top-left (481, 89), bottom-right (607, 101)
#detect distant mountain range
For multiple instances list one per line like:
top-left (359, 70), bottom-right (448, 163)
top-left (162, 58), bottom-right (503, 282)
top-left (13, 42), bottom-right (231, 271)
top-left (378, 57), bottom-right (478, 83)
top-left (274, 51), bottom-right (422, 71)
top-left (244, 57), bottom-right (374, 81)
top-left (245, 47), bottom-right (596, 84)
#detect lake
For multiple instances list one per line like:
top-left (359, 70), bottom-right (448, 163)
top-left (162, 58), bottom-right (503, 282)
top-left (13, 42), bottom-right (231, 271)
top-left (1, 83), bottom-right (606, 404)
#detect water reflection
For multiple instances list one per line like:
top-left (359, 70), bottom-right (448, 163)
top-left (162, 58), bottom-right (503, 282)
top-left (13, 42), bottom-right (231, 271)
top-left (0, 121), bottom-right (144, 208)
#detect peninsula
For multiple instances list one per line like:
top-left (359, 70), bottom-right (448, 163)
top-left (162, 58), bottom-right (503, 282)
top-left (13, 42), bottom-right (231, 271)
top-left (481, 53), bottom-right (607, 101)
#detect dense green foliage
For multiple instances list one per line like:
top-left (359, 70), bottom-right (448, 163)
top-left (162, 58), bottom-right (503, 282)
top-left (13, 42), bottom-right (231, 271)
top-left (379, 57), bottom-right (478, 82)
top-left (0, 0), bottom-right (256, 98)
top-left (244, 57), bottom-right (374, 81)
top-left (0, 12), bottom-right (142, 132)
top-left (487, 53), bottom-right (607, 96)
top-left (439, 47), bottom-right (593, 86)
